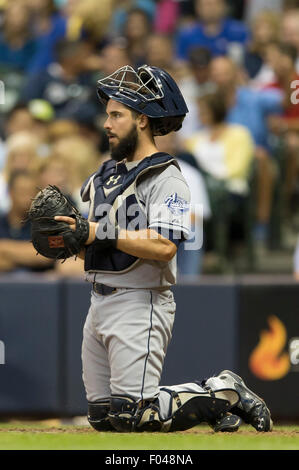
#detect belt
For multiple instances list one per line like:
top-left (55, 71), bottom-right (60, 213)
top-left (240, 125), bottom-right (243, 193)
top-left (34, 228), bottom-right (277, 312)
top-left (92, 282), bottom-right (117, 296)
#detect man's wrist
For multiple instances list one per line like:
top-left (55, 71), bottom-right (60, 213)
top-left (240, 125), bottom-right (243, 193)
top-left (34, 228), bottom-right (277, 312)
top-left (86, 222), bottom-right (119, 249)
top-left (85, 222), bottom-right (98, 245)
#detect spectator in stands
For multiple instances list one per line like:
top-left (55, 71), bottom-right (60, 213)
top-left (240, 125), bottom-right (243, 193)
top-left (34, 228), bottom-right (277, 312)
top-left (265, 43), bottom-right (299, 132)
top-left (47, 119), bottom-right (80, 143)
top-left (210, 55), bottom-right (281, 151)
top-left (145, 33), bottom-right (175, 72)
top-left (33, 150), bottom-right (91, 276)
top-left (48, 136), bottom-right (102, 215)
top-left (156, 132), bottom-right (211, 275)
top-left (1, 100), bottom-right (54, 166)
top-left (145, 33), bottom-right (187, 84)
top-left (264, 42), bottom-right (299, 215)
top-left (109, 0), bottom-right (156, 37)
top-left (0, 170), bottom-right (53, 272)
top-left (64, 0), bottom-right (113, 45)
top-left (25, 0), bottom-right (67, 75)
top-left (177, 46), bottom-right (216, 141)
top-left (20, 39), bottom-right (102, 119)
top-left (281, 9), bottom-right (299, 74)
top-left (210, 56), bottom-right (283, 242)
top-left (0, 1), bottom-right (38, 72)
top-left (122, 8), bottom-right (152, 67)
top-left (184, 91), bottom-right (255, 261)
top-left (34, 152), bottom-right (73, 199)
top-left (27, 99), bottom-right (55, 145)
top-left (185, 91), bottom-right (254, 197)
top-left (243, 10), bottom-right (280, 89)
top-left (4, 104), bottom-right (35, 138)
top-left (4, 100), bottom-right (54, 140)
top-left (98, 40), bottom-right (132, 77)
top-left (154, 0), bottom-right (179, 34)
top-left (244, 0), bottom-right (282, 25)
top-left (226, 0), bottom-right (245, 20)
top-left (0, 104), bottom-right (35, 170)
top-left (0, 131), bottom-right (40, 214)
top-left (176, 0), bottom-right (249, 61)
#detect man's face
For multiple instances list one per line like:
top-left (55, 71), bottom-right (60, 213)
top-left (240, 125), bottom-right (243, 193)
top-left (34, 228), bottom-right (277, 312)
top-left (195, 0), bottom-right (225, 23)
top-left (210, 57), bottom-right (236, 88)
top-left (281, 15), bottom-right (299, 51)
top-left (100, 46), bottom-right (130, 76)
top-left (6, 109), bottom-right (34, 136)
top-left (104, 99), bottom-right (139, 162)
top-left (265, 45), bottom-right (293, 77)
top-left (146, 36), bottom-right (173, 69)
top-left (192, 64), bottom-right (210, 84)
top-left (10, 175), bottom-right (37, 215)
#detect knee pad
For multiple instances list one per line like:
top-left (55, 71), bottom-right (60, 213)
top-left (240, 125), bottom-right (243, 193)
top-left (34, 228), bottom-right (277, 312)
top-left (160, 387), bottom-right (240, 432)
top-left (109, 396), bottom-right (162, 433)
top-left (88, 399), bottom-right (115, 432)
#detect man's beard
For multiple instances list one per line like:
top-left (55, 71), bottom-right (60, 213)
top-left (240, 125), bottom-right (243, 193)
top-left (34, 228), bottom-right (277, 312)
top-left (110, 125), bottom-right (138, 162)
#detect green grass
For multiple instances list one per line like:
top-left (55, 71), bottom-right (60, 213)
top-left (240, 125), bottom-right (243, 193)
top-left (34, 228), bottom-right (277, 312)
top-left (0, 424), bottom-right (298, 450)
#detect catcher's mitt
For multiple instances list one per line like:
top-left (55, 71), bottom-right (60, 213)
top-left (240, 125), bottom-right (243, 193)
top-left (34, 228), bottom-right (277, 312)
top-left (28, 185), bottom-right (89, 261)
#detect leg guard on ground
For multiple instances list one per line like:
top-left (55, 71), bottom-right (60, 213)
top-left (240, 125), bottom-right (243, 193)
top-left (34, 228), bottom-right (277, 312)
top-left (88, 399), bottom-right (115, 431)
top-left (159, 387), bottom-right (240, 432)
top-left (109, 395), bottom-right (162, 432)
top-left (109, 387), bottom-right (239, 433)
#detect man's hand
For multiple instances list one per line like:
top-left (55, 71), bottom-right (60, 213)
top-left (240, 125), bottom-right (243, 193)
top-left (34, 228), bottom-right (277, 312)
top-left (54, 216), bottom-right (98, 245)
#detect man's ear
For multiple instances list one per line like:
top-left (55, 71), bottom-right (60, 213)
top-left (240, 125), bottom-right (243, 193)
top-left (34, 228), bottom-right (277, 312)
top-left (137, 114), bottom-right (149, 131)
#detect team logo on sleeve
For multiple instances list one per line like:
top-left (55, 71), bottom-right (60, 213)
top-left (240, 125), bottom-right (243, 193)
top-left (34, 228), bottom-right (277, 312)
top-left (164, 193), bottom-right (189, 216)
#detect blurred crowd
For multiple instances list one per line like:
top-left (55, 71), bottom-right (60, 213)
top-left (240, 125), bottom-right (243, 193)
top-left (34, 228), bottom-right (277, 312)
top-left (0, 0), bottom-right (299, 277)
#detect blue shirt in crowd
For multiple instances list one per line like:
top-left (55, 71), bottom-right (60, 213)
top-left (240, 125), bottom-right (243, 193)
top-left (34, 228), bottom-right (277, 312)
top-left (28, 14), bottom-right (67, 75)
top-left (176, 18), bottom-right (249, 60)
top-left (0, 216), bottom-right (31, 241)
top-left (0, 33), bottom-right (38, 72)
top-left (227, 87), bottom-right (283, 149)
top-left (0, 14), bottom-right (67, 74)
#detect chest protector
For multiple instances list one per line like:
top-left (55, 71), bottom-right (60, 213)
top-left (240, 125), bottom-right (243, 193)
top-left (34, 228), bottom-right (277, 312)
top-left (81, 152), bottom-right (179, 273)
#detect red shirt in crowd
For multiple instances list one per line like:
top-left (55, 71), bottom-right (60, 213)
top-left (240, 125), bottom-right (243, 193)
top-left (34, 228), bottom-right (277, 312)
top-left (264, 75), bottom-right (299, 120)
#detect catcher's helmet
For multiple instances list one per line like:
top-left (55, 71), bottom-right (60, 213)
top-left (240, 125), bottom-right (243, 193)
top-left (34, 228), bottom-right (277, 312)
top-left (96, 65), bottom-right (188, 135)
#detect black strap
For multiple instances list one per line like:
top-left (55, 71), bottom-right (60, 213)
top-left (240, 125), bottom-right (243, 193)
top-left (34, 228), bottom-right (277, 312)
top-left (93, 283), bottom-right (116, 295)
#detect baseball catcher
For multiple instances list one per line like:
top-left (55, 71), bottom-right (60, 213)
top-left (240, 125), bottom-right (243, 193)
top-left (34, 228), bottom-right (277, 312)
top-left (29, 65), bottom-right (273, 433)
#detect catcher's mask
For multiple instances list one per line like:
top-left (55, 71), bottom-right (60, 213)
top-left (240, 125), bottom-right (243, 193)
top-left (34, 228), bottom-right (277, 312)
top-left (96, 64), bottom-right (188, 136)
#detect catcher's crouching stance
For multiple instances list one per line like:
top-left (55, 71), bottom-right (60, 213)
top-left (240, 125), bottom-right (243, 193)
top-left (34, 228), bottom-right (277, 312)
top-left (29, 64), bottom-right (273, 433)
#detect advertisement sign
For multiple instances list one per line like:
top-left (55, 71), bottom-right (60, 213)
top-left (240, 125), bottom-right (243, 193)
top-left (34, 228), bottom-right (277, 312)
top-left (238, 284), bottom-right (299, 418)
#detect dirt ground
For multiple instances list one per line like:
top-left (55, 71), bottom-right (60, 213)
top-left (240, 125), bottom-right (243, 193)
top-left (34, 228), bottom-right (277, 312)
top-left (2, 425), bottom-right (298, 437)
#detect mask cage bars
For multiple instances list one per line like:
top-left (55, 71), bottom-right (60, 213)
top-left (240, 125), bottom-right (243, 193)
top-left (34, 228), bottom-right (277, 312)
top-left (97, 65), bottom-right (165, 103)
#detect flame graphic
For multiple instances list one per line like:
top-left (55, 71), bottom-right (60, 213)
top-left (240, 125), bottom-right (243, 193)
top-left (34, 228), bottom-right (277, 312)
top-left (249, 315), bottom-right (290, 380)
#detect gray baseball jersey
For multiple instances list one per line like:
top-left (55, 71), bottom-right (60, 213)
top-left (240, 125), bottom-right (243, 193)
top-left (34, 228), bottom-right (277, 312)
top-left (85, 160), bottom-right (191, 288)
